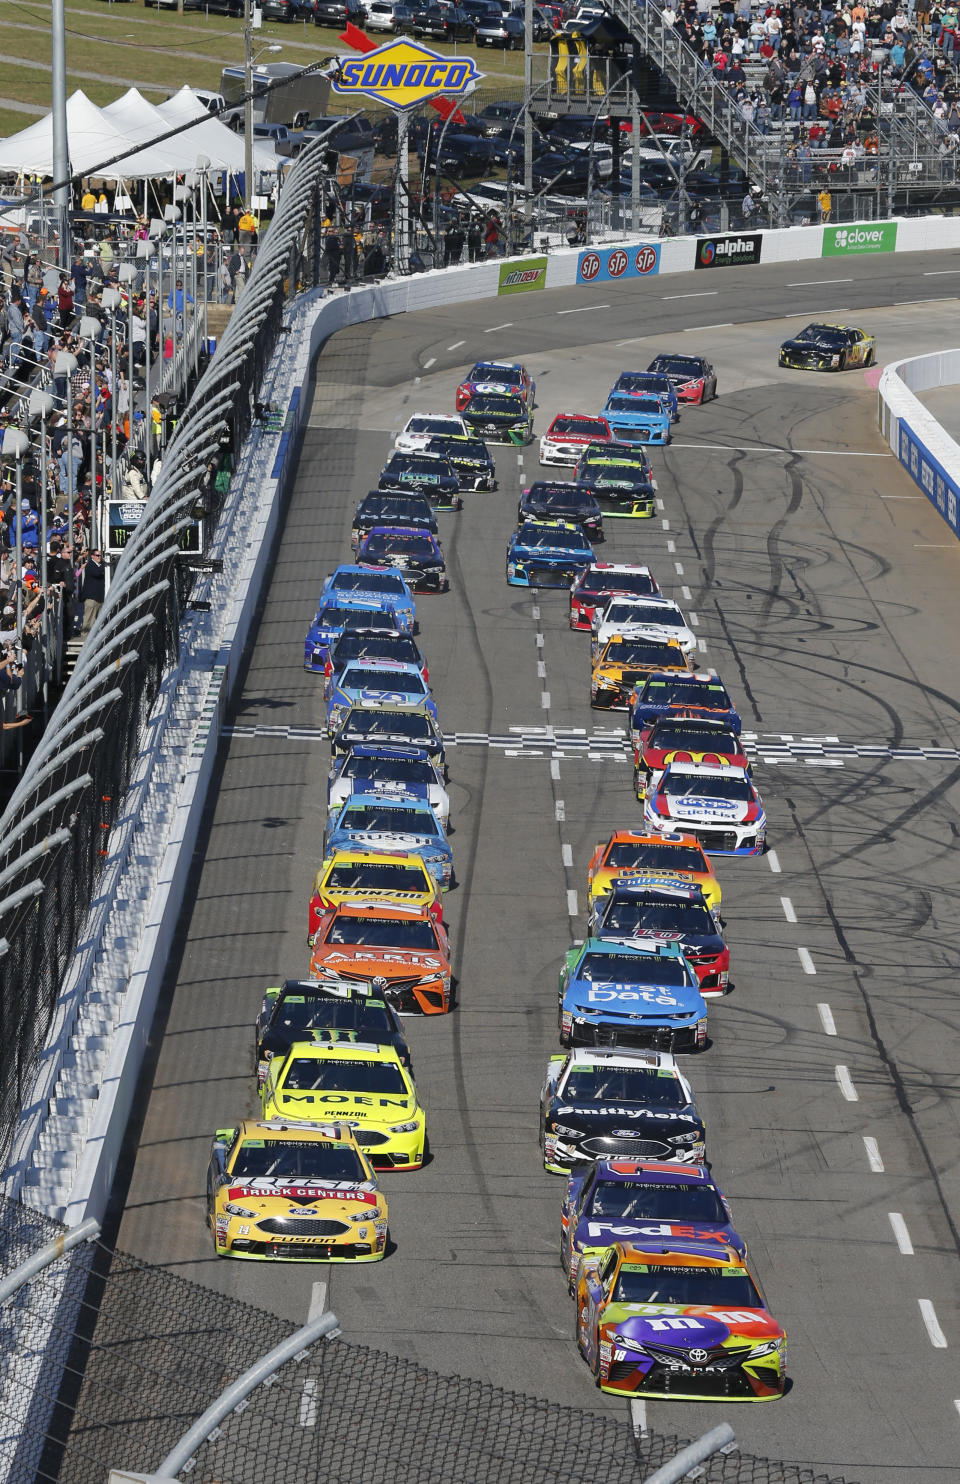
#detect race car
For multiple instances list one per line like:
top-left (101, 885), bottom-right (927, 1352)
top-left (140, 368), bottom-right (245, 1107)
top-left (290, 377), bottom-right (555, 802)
top-left (575, 1241), bottom-right (786, 1400)
top-left (561, 1160), bottom-right (745, 1291)
top-left (592, 595), bottom-right (697, 661)
top-left (206, 1119), bottom-right (388, 1262)
top-left (308, 901), bottom-right (451, 1014)
top-left (326, 659), bottom-right (437, 738)
top-left (460, 390), bottom-right (534, 445)
top-left (574, 445), bottom-right (657, 519)
top-left (628, 672), bottom-right (741, 745)
top-left (395, 411), bottom-right (469, 452)
top-left (351, 492), bottom-right (438, 551)
top-left (645, 761), bottom-right (767, 857)
top-left (539, 1047), bottom-right (705, 1174)
top-left (322, 629), bottom-right (428, 701)
top-left (356, 527), bottom-right (450, 594)
top-left (570, 563), bottom-right (661, 632)
top-left (612, 371), bottom-right (679, 421)
top-left (506, 519), bottom-right (595, 588)
top-left (517, 482), bottom-right (604, 543)
top-left (636, 716), bottom-right (748, 792)
top-left (422, 434), bottom-right (497, 491)
top-left (586, 829), bottom-right (722, 913)
top-left (379, 451), bottom-right (463, 511)
top-left (455, 359), bottom-right (534, 411)
top-left (539, 412), bottom-right (612, 466)
top-left (558, 938), bottom-right (708, 1053)
top-left (591, 637), bottom-right (688, 711)
top-left (303, 600), bottom-right (401, 673)
top-left (778, 322), bottom-right (875, 372)
top-left (601, 392), bottom-right (671, 446)
top-left (324, 792), bottom-right (453, 890)
top-left (309, 849), bottom-right (443, 942)
top-left (327, 745), bottom-right (449, 827)
top-left (254, 978), bottom-right (410, 1088)
top-left (591, 884), bottom-right (730, 995)
top-left (317, 566), bottom-right (416, 636)
top-left (330, 704), bottom-right (446, 773)
top-left (261, 1039), bottom-right (427, 1170)
top-left (646, 352), bottom-right (717, 404)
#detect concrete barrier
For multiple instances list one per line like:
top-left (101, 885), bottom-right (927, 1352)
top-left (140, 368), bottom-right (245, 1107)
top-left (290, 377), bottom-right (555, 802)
top-left (878, 349), bottom-right (960, 539)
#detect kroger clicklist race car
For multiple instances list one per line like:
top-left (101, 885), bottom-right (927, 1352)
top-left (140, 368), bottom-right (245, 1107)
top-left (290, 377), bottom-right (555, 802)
top-left (540, 1047), bottom-right (705, 1174)
top-left (254, 979), bottom-right (410, 1088)
top-left (558, 938), bottom-right (708, 1053)
top-left (778, 322), bottom-right (875, 372)
top-left (455, 359), bottom-right (534, 411)
top-left (539, 412), bottom-right (612, 466)
top-left (326, 660), bottom-right (438, 737)
top-left (613, 371), bottom-right (679, 420)
top-left (517, 482), bottom-right (604, 543)
top-left (395, 411), bottom-right (469, 452)
top-left (506, 520), bottom-right (594, 588)
top-left (318, 566), bottom-right (416, 635)
top-left (327, 745), bottom-right (450, 827)
top-left (601, 392), bottom-right (671, 446)
top-left (575, 445), bottom-right (657, 519)
top-left (324, 793), bottom-right (453, 889)
top-left (647, 352), bottom-right (717, 404)
top-left (461, 391), bottom-right (534, 445)
top-left (570, 563), bottom-right (661, 631)
top-left (645, 762), bottom-right (767, 857)
top-left (591, 884), bottom-right (730, 995)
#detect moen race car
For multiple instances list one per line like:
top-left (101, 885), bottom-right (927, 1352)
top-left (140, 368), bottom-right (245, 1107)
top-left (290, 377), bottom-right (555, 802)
top-left (570, 564), bottom-right (661, 632)
top-left (303, 600), bottom-right (400, 673)
top-left (327, 745), bottom-right (449, 827)
top-left (601, 392), bottom-right (671, 447)
top-left (324, 793), bottom-right (453, 890)
top-left (586, 829), bottom-right (722, 913)
top-left (317, 565), bottom-right (417, 635)
top-left (379, 451), bottom-right (463, 511)
top-left (395, 411), bottom-right (469, 452)
top-left (326, 659), bottom-right (438, 737)
top-left (254, 979), bottom-right (410, 1088)
top-left (561, 1160), bottom-right (744, 1290)
top-left (591, 637), bottom-right (688, 711)
top-left (309, 850), bottom-right (443, 941)
top-left (575, 1241), bottom-right (786, 1400)
top-left (558, 938), bottom-right (708, 1053)
top-left (460, 391), bottom-right (534, 445)
top-left (646, 353), bottom-right (717, 404)
top-left (322, 629), bottom-right (428, 700)
top-left (778, 322), bottom-right (875, 372)
top-left (645, 762), bottom-right (767, 857)
top-left (592, 596), bottom-right (697, 661)
top-left (629, 672), bottom-right (742, 746)
top-left (539, 412), bottom-right (612, 467)
top-left (308, 902), bottom-right (452, 1014)
top-left (517, 482), bottom-right (604, 542)
top-left (591, 884), bottom-right (730, 996)
top-left (207, 1119), bottom-right (388, 1262)
top-left (637, 717), bottom-right (748, 794)
top-left (330, 705), bottom-right (446, 773)
top-left (612, 371), bottom-right (679, 421)
top-left (356, 527), bottom-right (449, 594)
top-left (455, 359), bottom-right (534, 411)
top-left (350, 492), bottom-right (438, 551)
top-left (422, 435), bottom-right (497, 491)
top-left (575, 445), bottom-right (657, 520)
top-left (540, 1048), bottom-right (705, 1174)
top-left (261, 1039), bottom-right (427, 1170)
top-left (506, 520), bottom-right (594, 588)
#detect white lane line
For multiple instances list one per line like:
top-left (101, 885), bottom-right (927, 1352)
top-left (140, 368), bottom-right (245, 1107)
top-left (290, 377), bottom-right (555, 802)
top-left (688, 611), bottom-right (699, 626)
top-left (308, 1281), bottom-right (327, 1320)
top-left (785, 277), bottom-right (853, 286)
top-left (863, 1135), bottom-right (884, 1173)
top-left (567, 888), bottom-right (578, 917)
top-left (562, 842), bottom-right (574, 868)
top-left (798, 946), bottom-right (816, 975)
top-left (541, 691), bottom-right (551, 709)
top-left (924, 269), bottom-right (960, 275)
top-left (558, 304), bottom-right (608, 314)
top-left (767, 849), bottom-right (782, 873)
top-left (630, 1397), bottom-right (648, 1435)
top-left (536, 632), bottom-right (544, 648)
top-left (299, 1378), bottom-right (318, 1427)
top-left (661, 518), bottom-right (671, 530)
top-left (914, 543), bottom-right (958, 548)
top-left (656, 496), bottom-right (665, 511)
top-left (683, 322), bottom-right (733, 332)
top-left (555, 799), bottom-right (565, 822)
top-left (517, 452), bottom-right (524, 466)
top-left (697, 638), bottom-right (708, 654)
top-left (681, 585), bottom-right (692, 601)
top-left (537, 660), bottom-right (547, 678)
top-left (666, 539), bottom-right (676, 553)
top-left (531, 605), bottom-right (540, 620)
top-left (666, 441), bottom-right (891, 457)
top-left (674, 561), bottom-right (684, 575)
top-left (919, 1299), bottom-right (948, 1348)
top-left (954, 1399), bottom-right (960, 1419)
top-left (423, 357), bottom-right (436, 370)
top-left (550, 759), bottom-right (561, 780)
top-left (662, 291), bottom-right (717, 299)
top-left (447, 339), bottom-right (465, 350)
top-left (880, 494), bottom-right (921, 500)
top-left (817, 1002), bottom-right (837, 1036)
top-left (485, 322), bottom-right (513, 332)
top-left (888, 1212), bottom-right (914, 1256)
top-left (780, 896), bottom-right (797, 923)
top-left (835, 1065), bottom-right (859, 1101)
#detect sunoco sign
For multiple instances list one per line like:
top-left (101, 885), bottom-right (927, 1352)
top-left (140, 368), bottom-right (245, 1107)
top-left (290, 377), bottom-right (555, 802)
top-left (694, 233), bottom-right (763, 269)
top-left (331, 38), bottom-right (482, 112)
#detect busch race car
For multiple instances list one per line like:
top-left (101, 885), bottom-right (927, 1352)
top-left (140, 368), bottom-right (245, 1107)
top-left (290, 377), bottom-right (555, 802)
top-left (646, 353), bottom-right (717, 404)
top-left (324, 792), bottom-right (452, 890)
top-left (506, 519), bottom-right (595, 588)
top-left (558, 938), bottom-right (708, 1053)
top-left (778, 322), bottom-right (875, 372)
top-left (539, 412), bottom-right (612, 466)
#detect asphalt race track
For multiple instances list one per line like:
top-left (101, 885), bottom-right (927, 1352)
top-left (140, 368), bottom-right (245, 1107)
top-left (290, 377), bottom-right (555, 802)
top-left (111, 252), bottom-right (960, 1482)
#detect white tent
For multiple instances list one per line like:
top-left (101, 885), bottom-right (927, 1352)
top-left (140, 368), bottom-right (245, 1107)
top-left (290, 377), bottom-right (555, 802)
top-left (155, 86), bottom-right (276, 176)
top-left (0, 90), bottom-right (134, 178)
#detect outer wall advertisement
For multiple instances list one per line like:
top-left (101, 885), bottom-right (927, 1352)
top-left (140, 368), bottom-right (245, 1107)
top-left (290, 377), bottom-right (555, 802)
top-left (822, 222), bottom-right (898, 257)
top-left (694, 233), bottom-right (763, 269)
top-left (576, 243), bottom-right (661, 284)
top-left (498, 257), bottom-right (548, 295)
top-left (897, 420), bottom-right (960, 537)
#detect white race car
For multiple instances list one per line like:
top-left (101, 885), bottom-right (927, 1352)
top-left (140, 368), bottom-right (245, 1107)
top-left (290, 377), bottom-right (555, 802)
top-left (327, 746), bottom-right (450, 828)
top-left (539, 412), bottom-right (613, 467)
top-left (644, 761), bottom-right (767, 857)
top-left (591, 594), bottom-right (697, 660)
top-left (395, 412), bottom-right (469, 453)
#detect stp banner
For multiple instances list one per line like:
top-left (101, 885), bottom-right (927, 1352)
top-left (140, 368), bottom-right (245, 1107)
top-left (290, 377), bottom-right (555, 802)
top-left (577, 243), bottom-right (661, 285)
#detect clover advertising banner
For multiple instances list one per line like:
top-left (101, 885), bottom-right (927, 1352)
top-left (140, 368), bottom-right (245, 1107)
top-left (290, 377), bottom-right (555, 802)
top-left (822, 223), bottom-right (898, 257)
top-left (498, 257), bottom-right (548, 296)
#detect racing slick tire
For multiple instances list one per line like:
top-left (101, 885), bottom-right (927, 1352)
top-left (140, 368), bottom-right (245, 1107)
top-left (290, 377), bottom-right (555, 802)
top-left (838, 351), bottom-right (848, 371)
top-left (865, 348), bottom-right (875, 367)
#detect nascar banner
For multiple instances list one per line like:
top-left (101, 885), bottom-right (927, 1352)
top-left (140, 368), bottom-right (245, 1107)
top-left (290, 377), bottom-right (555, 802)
top-left (694, 233), bottom-right (762, 269)
top-left (498, 256), bottom-right (548, 296)
top-left (576, 243), bottom-right (661, 284)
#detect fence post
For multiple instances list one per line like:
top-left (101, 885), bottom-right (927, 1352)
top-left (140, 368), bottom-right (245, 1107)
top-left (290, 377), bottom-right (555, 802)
top-left (642, 1423), bottom-right (736, 1484)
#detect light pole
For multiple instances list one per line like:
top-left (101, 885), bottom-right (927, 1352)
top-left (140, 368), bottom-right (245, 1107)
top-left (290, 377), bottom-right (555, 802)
top-left (2, 429), bottom-right (30, 631)
top-left (196, 155), bottom-right (211, 356)
top-left (101, 287), bottom-right (122, 537)
top-left (28, 389), bottom-right (54, 713)
top-left (138, 236), bottom-right (153, 475)
top-left (78, 313), bottom-right (100, 550)
top-left (243, 4), bottom-right (283, 214)
top-left (54, 349), bottom-right (78, 569)
top-left (118, 262), bottom-right (137, 449)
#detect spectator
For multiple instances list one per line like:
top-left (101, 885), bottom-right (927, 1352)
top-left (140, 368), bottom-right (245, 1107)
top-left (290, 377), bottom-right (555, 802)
top-left (342, 229), bottom-right (359, 283)
top-left (818, 186), bottom-right (833, 220)
top-left (803, 79), bottom-right (820, 117)
top-left (77, 549), bottom-right (105, 640)
top-left (467, 215), bottom-right (483, 262)
top-left (484, 212), bottom-right (502, 257)
top-left (323, 229), bottom-right (342, 285)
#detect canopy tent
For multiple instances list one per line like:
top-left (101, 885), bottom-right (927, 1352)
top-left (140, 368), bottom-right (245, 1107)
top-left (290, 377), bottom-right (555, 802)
top-left (0, 90), bottom-right (134, 178)
top-left (155, 86), bottom-right (276, 175)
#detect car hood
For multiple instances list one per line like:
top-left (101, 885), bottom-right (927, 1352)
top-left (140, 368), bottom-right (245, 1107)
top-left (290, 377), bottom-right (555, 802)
top-left (552, 1100), bottom-right (702, 1135)
top-left (781, 338), bottom-right (834, 356)
top-left (604, 1305), bottom-right (782, 1345)
top-left (575, 1217), bottom-right (741, 1252)
top-left (513, 541), bottom-right (591, 560)
top-left (223, 1176), bottom-right (380, 1209)
top-left (312, 946), bottom-right (446, 973)
top-left (269, 1088), bottom-right (416, 1121)
top-left (565, 980), bottom-right (706, 1016)
top-left (330, 827), bottom-right (445, 855)
top-left (661, 795), bottom-right (755, 825)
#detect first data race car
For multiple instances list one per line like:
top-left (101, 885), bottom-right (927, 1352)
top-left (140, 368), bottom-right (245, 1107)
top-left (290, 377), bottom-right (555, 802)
top-left (778, 322), bottom-right (876, 372)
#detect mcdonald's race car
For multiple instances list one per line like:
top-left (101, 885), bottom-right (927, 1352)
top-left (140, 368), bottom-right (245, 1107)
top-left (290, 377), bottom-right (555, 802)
top-left (636, 717), bottom-right (748, 792)
top-left (586, 829), bottom-right (722, 913)
top-left (326, 659), bottom-right (438, 737)
top-left (308, 902), bottom-right (452, 1014)
top-left (379, 451), bottom-right (463, 511)
top-left (261, 1040), bottom-right (427, 1169)
top-left (592, 596), bottom-right (697, 661)
top-left (591, 637), bottom-right (688, 711)
top-left (303, 600), bottom-right (401, 672)
top-left (206, 1119), bottom-right (388, 1262)
top-left (506, 519), bottom-right (595, 588)
top-left (422, 435), bottom-right (497, 491)
top-left (327, 745), bottom-right (449, 827)
top-left (350, 492), bottom-right (438, 551)
top-left (330, 704), bottom-right (446, 773)
top-left (645, 762), bottom-right (767, 857)
top-left (575, 1241), bottom-right (786, 1400)
top-left (309, 850), bottom-right (443, 942)
top-left (601, 392), bottom-right (671, 446)
top-left (539, 412), bottom-right (613, 467)
top-left (540, 1048), bottom-right (705, 1174)
top-left (356, 527), bottom-right (450, 594)
top-left (318, 565), bottom-right (416, 635)
top-left (395, 411), bottom-right (469, 452)
top-left (646, 352), bottom-right (717, 404)
top-left (613, 371), bottom-right (679, 421)
top-left (518, 481), bottom-right (604, 543)
top-left (455, 359), bottom-right (534, 411)
top-left (570, 563), bottom-right (661, 631)
top-left (591, 884), bottom-right (730, 995)
top-left (254, 979), bottom-right (410, 1088)
top-left (778, 322), bottom-right (875, 372)
top-left (575, 443), bottom-right (658, 520)
top-left (324, 793), bottom-right (452, 890)
top-left (558, 938), bottom-right (708, 1053)
top-left (461, 390), bottom-right (534, 445)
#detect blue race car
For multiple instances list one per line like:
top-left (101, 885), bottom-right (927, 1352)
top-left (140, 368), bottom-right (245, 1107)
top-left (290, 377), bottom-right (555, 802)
top-left (303, 600), bottom-right (400, 673)
top-left (629, 672), bottom-right (742, 737)
top-left (317, 565), bottom-right (417, 635)
top-left (558, 938), bottom-right (707, 1053)
top-left (326, 659), bottom-right (438, 738)
top-left (612, 371), bottom-right (679, 421)
top-left (356, 526), bottom-right (449, 594)
top-left (324, 792), bottom-right (453, 890)
top-left (601, 393), bottom-right (671, 446)
top-left (506, 519), bottom-right (595, 588)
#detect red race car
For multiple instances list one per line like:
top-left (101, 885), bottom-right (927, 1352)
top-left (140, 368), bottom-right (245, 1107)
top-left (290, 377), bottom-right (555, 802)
top-left (646, 352), bottom-right (717, 404)
top-left (539, 412), bottom-right (611, 467)
top-left (635, 715), bottom-right (749, 793)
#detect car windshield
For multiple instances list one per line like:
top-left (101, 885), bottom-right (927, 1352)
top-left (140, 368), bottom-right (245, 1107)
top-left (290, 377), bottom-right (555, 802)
top-left (364, 533), bottom-right (436, 557)
top-left (795, 323), bottom-right (846, 346)
top-left (406, 416), bottom-right (461, 434)
top-left (663, 773), bottom-right (753, 802)
top-left (601, 898), bottom-right (715, 936)
top-left (607, 602), bottom-right (683, 628)
top-left (527, 489), bottom-right (591, 511)
top-left (520, 526), bottom-right (590, 551)
top-left (582, 455), bottom-right (649, 475)
top-left (324, 861), bottom-right (428, 891)
top-left (649, 723), bottom-right (739, 752)
top-left (231, 1140), bottom-right (368, 1181)
top-left (576, 952), bottom-right (688, 987)
top-left (358, 498), bottom-right (433, 525)
top-left (269, 994), bottom-right (396, 1037)
top-left (467, 394), bottom-right (525, 415)
top-left (606, 395), bottom-right (663, 414)
top-left (583, 573), bottom-right (656, 600)
top-left (317, 605), bottom-right (392, 630)
top-left (343, 755), bottom-right (435, 785)
top-left (280, 1056), bottom-right (407, 1094)
top-left (332, 635), bottom-right (419, 668)
top-left (649, 356), bottom-right (702, 377)
top-left (341, 712), bottom-right (436, 744)
top-left (640, 680), bottom-right (730, 707)
top-left (551, 417), bottom-right (608, 437)
top-left (617, 374), bottom-right (670, 395)
top-left (599, 642), bottom-right (679, 668)
top-left (591, 1180), bottom-right (726, 1223)
top-left (385, 455), bottom-right (452, 478)
top-left (341, 804), bottom-right (440, 836)
top-left (331, 571), bottom-right (407, 596)
top-left (471, 363), bottom-right (522, 384)
top-left (342, 667), bottom-right (426, 695)
top-left (604, 842), bottom-right (708, 872)
top-left (563, 1065), bottom-right (686, 1106)
top-left (613, 1263), bottom-right (761, 1308)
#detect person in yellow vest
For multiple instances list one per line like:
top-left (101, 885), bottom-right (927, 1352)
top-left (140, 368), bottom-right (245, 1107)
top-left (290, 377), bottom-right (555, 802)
top-left (238, 210), bottom-right (258, 251)
top-left (81, 186), bottom-right (96, 212)
top-left (818, 188), bottom-right (832, 223)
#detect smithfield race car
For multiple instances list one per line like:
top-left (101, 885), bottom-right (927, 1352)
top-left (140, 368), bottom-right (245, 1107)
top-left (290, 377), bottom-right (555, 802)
top-left (561, 1160), bottom-right (745, 1290)
top-left (586, 829), bottom-right (722, 914)
top-left (351, 492), bottom-right (438, 551)
top-left (646, 352), bottom-right (717, 404)
top-left (327, 745), bottom-right (449, 827)
top-left (575, 1241), bottom-right (786, 1400)
top-left (318, 565), bottom-right (417, 635)
top-left (539, 412), bottom-right (613, 467)
top-left (460, 390), bottom-right (534, 445)
top-left (645, 762), bottom-right (767, 857)
top-left (395, 411), bottom-right (469, 452)
top-left (517, 482), bottom-right (604, 543)
top-left (255, 979), bottom-right (410, 1088)
top-left (322, 629), bottom-right (428, 700)
top-left (570, 563), bottom-right (661, 632)
top-left (601, 392), bottom-right (671, 446)
top-left (455, 359), bottom-right (535, 411)
top-left (778, 322), bottom-right (875, 372)
top-left (636, 717), bottom-right (749, 793)
top-left (308, 902), bottom-right (452, 1014)
top-left (261, 1039), bottom-right (427, 1170)
top-left (592, 596), bottom-right (697, 661)
top-left (379, 451), bottom-right (463, 511)
top-left (207, 1119), bottom-right (388, 1262)
top-left (628, 672), bottom-right (742, 746)
top-left (326, 659), bottom-right (437, 738)
top-left (591, 637), bottom-right (688, 711)
top-left (506, 520), bottom-right (595, 588)
top-left (330, 705), bottom-right (446, 772)
top-left (303, 600), bottom-right (401, 673)
top-left (591, 884), bottom-right (730, 996)
top-left (612, 371), bottom-right (679, 421)
top-left (356, 527), bottom-right (450, 594)
top-left (422, 434), bottom-right (497, 491)
top-left (309, 850), bottom-right (443, 940)
top-left (575, 445), bottom-right (657, 520)
top-left (540, 1047), bottom-right (705, 1174)
top-left (324, 793), bottom-right (453, 890)
top-left (558, 938), bottom-right (708, 1053)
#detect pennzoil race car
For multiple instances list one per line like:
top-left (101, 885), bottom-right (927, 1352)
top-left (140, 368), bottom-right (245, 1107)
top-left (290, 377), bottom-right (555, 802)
top-left (455, 359), bottom-right (534, 411)
top-left (591, 637), bottom-right (688, 710)
top-left (646, 353), bottom-right (717, 404)
top-left (778, 322), bottom-right (875, 372)
top-left (309, 850), bottom-right (443, 941)
top-left (254, 979), bottom-right (410, 1088)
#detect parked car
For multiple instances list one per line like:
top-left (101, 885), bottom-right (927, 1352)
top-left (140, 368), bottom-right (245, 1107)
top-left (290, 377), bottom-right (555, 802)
top-left (476, 11), bottom-right (525, 45)
top-left (314, 0), bottom-right (365, 24)
top-left (182, 0), bottom-right (243, 14)
top-left (363, 0), bottom-right (414, 27)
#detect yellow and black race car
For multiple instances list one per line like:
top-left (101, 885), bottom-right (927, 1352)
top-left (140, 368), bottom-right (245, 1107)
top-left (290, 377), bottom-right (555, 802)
top-left (778, 323), bottom-right (876, 372)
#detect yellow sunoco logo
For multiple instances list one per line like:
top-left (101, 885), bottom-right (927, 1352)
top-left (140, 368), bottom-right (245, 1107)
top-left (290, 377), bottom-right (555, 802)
top-left (332, 39), bottom-right (482, 112)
